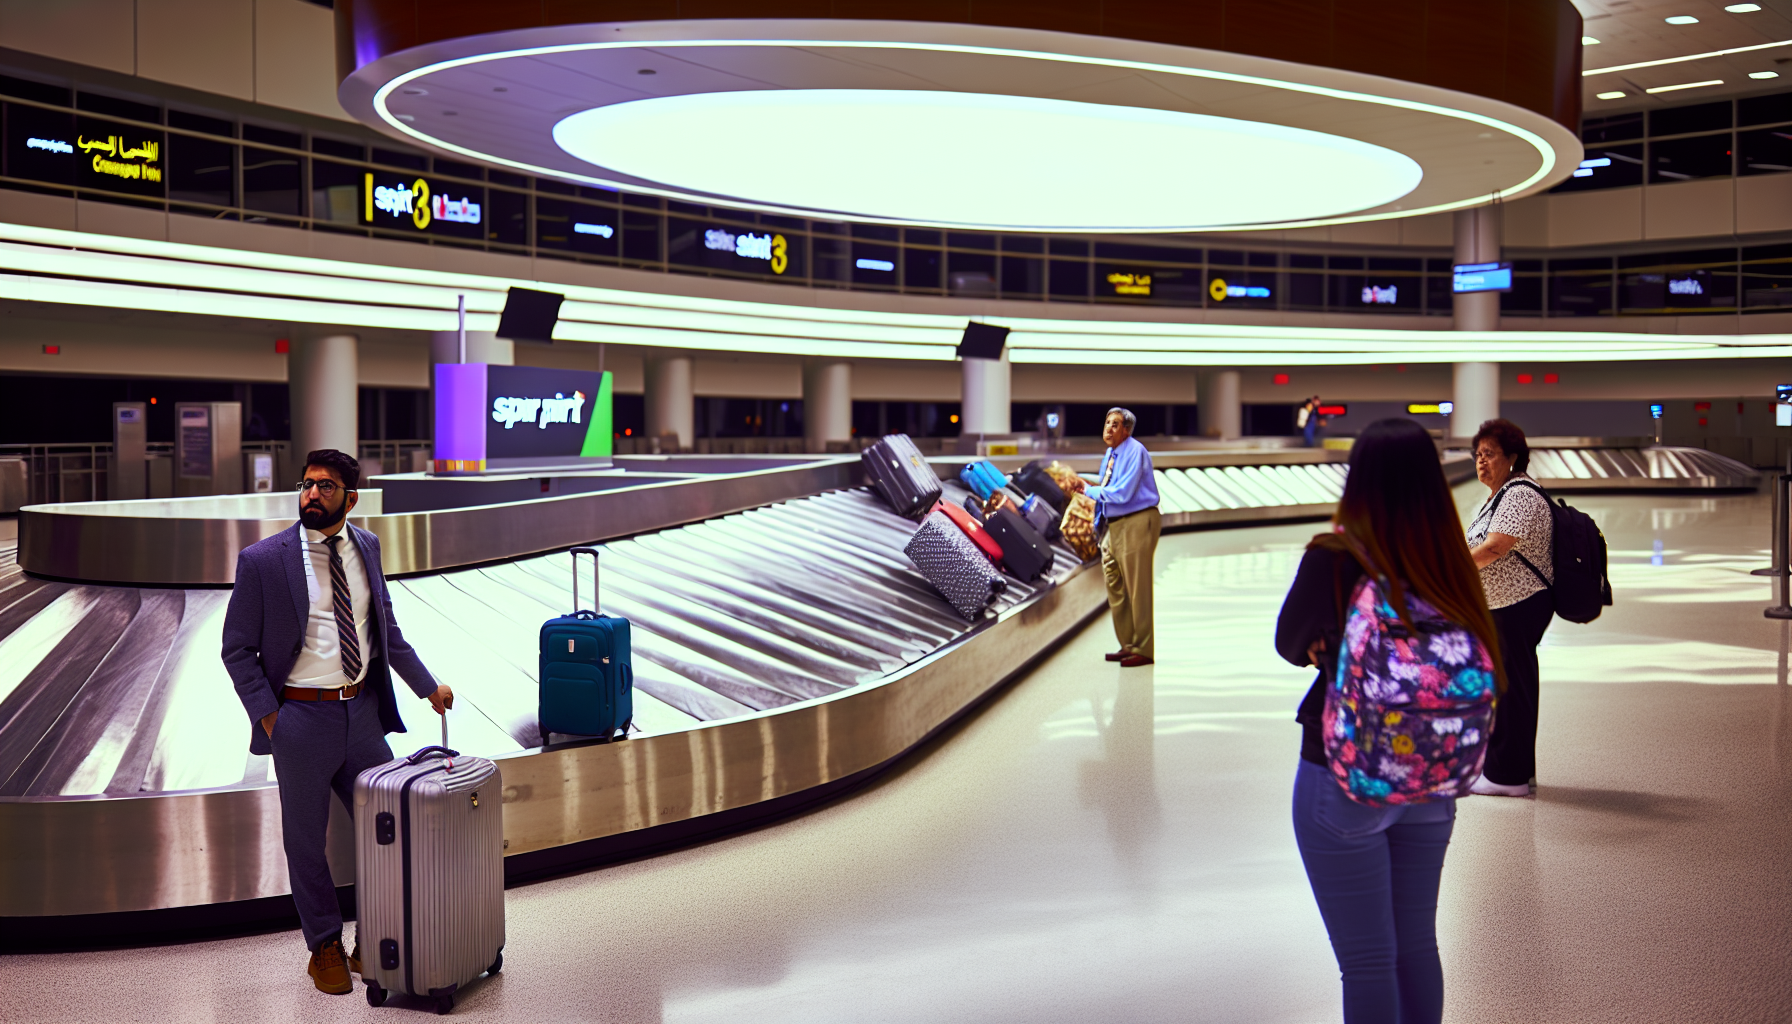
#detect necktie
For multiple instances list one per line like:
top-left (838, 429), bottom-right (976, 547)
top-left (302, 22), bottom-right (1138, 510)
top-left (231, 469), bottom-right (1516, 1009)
top-left (324, 535), bottom-right (362, 682)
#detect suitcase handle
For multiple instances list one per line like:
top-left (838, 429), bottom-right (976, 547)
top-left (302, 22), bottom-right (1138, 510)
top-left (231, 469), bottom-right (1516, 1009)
top-left (570, 546), bottom-right (599, 616)
top-left (405, 745), bottom-right (461, 765)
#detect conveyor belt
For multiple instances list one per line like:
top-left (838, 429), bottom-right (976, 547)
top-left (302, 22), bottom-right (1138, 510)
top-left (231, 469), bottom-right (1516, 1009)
top-left (0, 483), bottom-right (1081, 799)
top-left (1519, 445), bottom-right (1759, 490)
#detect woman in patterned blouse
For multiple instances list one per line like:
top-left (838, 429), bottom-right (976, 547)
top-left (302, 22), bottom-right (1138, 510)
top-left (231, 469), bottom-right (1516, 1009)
top-left (1465, 418), bottom-right (1554, 798)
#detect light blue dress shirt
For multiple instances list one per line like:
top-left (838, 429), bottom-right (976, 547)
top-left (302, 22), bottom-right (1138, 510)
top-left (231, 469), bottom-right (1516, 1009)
top-left (1084, 436), bottom-right (1159, 526)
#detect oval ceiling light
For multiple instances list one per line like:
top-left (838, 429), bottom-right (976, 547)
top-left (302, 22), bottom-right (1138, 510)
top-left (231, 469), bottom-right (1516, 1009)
top-left (552, 90), bottom-right (1423, 231)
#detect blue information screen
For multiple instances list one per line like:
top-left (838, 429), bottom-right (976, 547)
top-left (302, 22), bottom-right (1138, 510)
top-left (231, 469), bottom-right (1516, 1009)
top-left (1452, 261), bottom-right (1512, 294)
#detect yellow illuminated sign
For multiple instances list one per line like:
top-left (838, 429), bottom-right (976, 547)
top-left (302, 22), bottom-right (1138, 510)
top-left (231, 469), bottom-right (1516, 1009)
top-left (364, 173), bottom-right (433, 230)
top-left (771, 233), bottom-right (788, 275)
top-left (78, 135), bottom-right (160, 182)
top-left (1210, 277), bottom-right (1228, 301)
top-left (1107, 271), bottom-right (1151, 296)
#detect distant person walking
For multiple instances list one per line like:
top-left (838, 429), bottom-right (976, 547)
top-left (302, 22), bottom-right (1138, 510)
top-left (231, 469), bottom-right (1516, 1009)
top-left (1466, 418), bottom-right (1554, 798)
top-left (1069, 407), bottom-right (1161, 667)
top-left (1275, 418), bottom-right (1502, 1024)
top-left (1300, 396), bottom-right (1322, 448)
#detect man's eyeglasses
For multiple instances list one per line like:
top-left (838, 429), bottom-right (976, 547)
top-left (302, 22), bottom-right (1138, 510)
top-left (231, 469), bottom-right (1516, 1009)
top-left (296, 480), bottom-right (343, 497)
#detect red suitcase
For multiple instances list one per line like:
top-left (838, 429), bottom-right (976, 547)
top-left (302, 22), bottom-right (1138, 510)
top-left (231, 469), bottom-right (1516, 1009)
top-left (931, 500), bottom-right (1005, 568)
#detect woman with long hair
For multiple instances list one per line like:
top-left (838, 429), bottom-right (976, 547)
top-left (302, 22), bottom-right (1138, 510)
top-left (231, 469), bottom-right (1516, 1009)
top-left (1275, 418), bottom-right (1502, 1024)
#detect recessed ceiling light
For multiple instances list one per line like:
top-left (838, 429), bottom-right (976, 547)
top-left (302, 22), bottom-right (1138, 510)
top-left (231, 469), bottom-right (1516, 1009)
top-left (1752, 70), bottom-right (1781, 79)
top-left (493, 86), bottom-right (508, 93)
top-left (401, 88), bottom-right (428, 96)
top-left (1727, 4), bottom-right (1763, 12)
top-left (1597, 90), bottom-right (1627, 99)
top-left (1665, 15), bottom-right (1700, 24)
top-left (637, 69), bottom-right (656, 75)
top-left (1583, 35), bottom-right (1601, 45)
top-left (1646, 79), bottom-right (1724, 93)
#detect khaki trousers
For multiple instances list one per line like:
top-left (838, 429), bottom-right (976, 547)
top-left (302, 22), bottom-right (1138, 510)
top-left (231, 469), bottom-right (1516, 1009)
top-left (1100, 505), bottom-right (1161, 659)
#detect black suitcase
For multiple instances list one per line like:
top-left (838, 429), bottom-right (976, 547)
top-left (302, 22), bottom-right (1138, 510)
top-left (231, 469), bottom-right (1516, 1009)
top-left (961, 494), bottom-right (986, 522)
top-left (1015, 461), bottom-right (1069, 514)
top-left (862, 433), bottom-right (942, 520)
top-left (984, 506), bottom-right (1055, 583)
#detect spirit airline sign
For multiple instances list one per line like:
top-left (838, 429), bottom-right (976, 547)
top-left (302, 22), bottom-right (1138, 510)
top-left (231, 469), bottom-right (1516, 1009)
top-left (363, 173), bottom-right (481, 231)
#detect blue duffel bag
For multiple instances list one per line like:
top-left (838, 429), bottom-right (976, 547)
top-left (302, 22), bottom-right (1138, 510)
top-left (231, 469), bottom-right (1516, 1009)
top-left (538, 547), bottom-right (633, 743)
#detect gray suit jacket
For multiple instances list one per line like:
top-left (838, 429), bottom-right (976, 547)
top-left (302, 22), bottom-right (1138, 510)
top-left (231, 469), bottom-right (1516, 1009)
top-left (222, 522), bottom-right (438, 756)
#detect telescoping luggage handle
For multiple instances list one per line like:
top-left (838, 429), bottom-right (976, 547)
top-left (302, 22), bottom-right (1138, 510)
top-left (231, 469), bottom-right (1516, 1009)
top-left (570, 546), bottom-right (601, 620)
top-left (407, 714), bottom-right (460, 768)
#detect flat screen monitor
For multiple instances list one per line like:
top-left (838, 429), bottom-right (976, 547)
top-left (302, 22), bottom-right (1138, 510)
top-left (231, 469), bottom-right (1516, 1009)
top-left (498, 287), bottom-right (565, 343)
top-left (957, 321), bottom-right (1010, 360)
top-left (1452, 262), bottom-right (1512, 294)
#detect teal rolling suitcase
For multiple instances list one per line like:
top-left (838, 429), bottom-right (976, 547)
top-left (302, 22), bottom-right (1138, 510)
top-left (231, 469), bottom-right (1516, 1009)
top-left (537, 547), bottom-right (633, 743)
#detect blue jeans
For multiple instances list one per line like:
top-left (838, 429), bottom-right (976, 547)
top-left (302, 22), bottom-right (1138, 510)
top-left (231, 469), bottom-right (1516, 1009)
top-left (1292, 759), bottom-right (1456, 1024)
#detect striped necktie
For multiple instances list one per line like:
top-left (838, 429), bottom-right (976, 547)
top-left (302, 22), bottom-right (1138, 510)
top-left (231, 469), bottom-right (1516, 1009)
top-left (324, 535), bottom-right (363, 682)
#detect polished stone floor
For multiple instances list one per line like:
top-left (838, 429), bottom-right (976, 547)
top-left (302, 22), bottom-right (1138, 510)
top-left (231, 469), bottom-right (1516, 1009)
top-left (4, 488), bottom-right (1789, 1022)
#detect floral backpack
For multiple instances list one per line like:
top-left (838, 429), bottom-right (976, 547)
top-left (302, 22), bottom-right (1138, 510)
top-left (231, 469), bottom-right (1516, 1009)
top-left (1323, 575), bottom-right (1497, 806)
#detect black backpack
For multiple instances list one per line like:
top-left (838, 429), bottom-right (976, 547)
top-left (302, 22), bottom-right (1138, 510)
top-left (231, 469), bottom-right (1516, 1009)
top-left (1490, 480), bottom-right (1613, 624)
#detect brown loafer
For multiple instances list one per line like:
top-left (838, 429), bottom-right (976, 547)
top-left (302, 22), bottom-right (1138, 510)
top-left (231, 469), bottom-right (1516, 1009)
top-left (309, 938), bottom-right (353, 994)
top-left (1105, 648), bottom-right (1129, 662)
top-left (1119, 654), bottom-right (1154, 668)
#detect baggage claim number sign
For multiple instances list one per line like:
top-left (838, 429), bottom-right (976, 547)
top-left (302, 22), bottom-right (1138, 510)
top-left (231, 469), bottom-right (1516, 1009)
top-left (363, 174), bottom-right (483, 231)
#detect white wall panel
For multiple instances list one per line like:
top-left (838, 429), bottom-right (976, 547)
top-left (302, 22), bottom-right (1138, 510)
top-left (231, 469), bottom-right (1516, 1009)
top-left (1738, 174), bottom-right (1792, 236)
top-left (253, 0), bottom-right (341, 119)
top-left (1549, 187), bottom-right (1644, 247)
top-left (1645, 177), bottom-right (1734, 240)
top-left (0, 0), bottom-right (135, 75)
top-left (136, 0), bottom-right (253, 100)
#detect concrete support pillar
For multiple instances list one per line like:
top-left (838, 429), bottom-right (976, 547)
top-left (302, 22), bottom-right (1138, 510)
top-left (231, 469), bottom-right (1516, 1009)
top-left (428, 330), bottom-right (512, 366)
top-left (803, 360), bottom-right (852, 453)
top-left (1452, 205), bottom-right (1501, 435)
top-left (960, 352), bottom-right (1011, 435)
top-left (644, 354), bottom-right (695, 452)
top-left (1197, 369), bottom-right (1242, 440)
top-left (1453, 362), bottom-right (1502, 439)
top-left (289, 333), bottom-right (359, 460)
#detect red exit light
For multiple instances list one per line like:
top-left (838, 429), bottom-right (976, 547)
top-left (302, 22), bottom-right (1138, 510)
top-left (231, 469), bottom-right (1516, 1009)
top-left (1695, 402), bottom-right (1712, 411)
top-left (1544, 372), bottom-right (1559, 384)
top-left (275, 338), bottom-right (290, 354)
top-left (1317, 404), bottom-right (1347, 416)
top-left (1516, 373), bottom-right (1533, 384)
top-left (41, 345), bottom-right (59, 355)
top-left (1272, 373), bottom-right (1290, 385)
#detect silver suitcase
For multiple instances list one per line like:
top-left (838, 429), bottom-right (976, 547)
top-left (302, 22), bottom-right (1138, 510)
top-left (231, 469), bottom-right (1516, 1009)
top-left (354, 723), bottom-right (504, 1014)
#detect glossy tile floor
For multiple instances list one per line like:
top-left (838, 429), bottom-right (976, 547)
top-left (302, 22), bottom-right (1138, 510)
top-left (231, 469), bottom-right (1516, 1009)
top-left (5, 488), bottom-right (1790, 1022)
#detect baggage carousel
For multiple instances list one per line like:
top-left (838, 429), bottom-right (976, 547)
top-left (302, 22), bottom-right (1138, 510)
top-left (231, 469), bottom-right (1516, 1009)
top-left (0, 448), bottom-right (1440, 943)
top-left (1447, 440), bottom-right (1761, 492)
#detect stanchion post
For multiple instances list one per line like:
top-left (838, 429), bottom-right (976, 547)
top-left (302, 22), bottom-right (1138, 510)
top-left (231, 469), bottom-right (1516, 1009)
top-left (1768, 474), bottom-right (1792, 619)
top-left (1756, 469), bottom-right (1788, 577)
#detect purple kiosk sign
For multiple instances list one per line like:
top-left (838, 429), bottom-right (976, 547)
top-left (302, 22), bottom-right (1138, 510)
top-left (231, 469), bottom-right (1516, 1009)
top-left (433, 363), bottom-right (613, 474)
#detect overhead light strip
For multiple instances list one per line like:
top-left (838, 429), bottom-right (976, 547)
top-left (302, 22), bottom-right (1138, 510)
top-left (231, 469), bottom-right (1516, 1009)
top-left (1584, 38), bottom-right (1792, 76)
top-left (367, 38), bottom-right (1564, 232)
top-left (3, 225), bottom-right (1791, 365)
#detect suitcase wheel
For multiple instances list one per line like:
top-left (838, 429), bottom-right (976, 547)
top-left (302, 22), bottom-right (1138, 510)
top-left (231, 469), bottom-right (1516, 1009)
top-left (365, 983), bottom-right (386, 1007)
top-left (488, 950), bottom-right (503, 976)
top-left (435, 993), bottom-right (455, 1015)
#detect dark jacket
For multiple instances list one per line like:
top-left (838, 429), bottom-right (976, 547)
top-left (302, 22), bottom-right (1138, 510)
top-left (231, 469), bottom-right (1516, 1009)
top-left (1274, 546), bottom-right (1365, 767)
top-left (222, 522), bottom-right (438, 756)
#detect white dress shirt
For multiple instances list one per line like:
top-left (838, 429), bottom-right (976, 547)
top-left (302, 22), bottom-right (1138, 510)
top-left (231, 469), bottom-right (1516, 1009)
top-left (286, 526), bottom-right (373, 688)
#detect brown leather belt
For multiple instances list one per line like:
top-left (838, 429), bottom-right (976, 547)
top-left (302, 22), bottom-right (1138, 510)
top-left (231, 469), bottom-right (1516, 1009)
top-left (282, 683), bottom-right (362, 702)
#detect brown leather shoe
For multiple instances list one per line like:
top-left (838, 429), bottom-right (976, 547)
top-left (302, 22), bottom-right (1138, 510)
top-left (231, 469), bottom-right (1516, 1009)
top-left (309, 938), bottom-right (353, 994)
top-left (1105, 648), bottom-right (1129, 662)
top-left (348, 942), bottom-right (362, 976)
top-left (1119, 654), bottom-right (1154, 668)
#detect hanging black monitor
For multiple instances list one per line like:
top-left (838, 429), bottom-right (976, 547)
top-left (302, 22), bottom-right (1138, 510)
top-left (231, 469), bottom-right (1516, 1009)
top-left (498, 287), bottom-right (565, 343)
top-left (957, 321), bottom-right (1010, 359)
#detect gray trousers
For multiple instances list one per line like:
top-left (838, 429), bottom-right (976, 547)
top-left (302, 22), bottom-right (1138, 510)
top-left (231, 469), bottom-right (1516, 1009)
top-left (271, 693), bottom-right (393, 951)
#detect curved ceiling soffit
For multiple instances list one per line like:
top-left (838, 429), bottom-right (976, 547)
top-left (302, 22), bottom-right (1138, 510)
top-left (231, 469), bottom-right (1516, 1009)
top-left (335, 1), bottom-right (1584, 131)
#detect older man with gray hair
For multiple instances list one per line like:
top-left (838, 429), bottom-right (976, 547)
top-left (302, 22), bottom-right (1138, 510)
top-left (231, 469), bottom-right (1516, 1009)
top-left (1070, 407), bottom-right (1161, 667)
